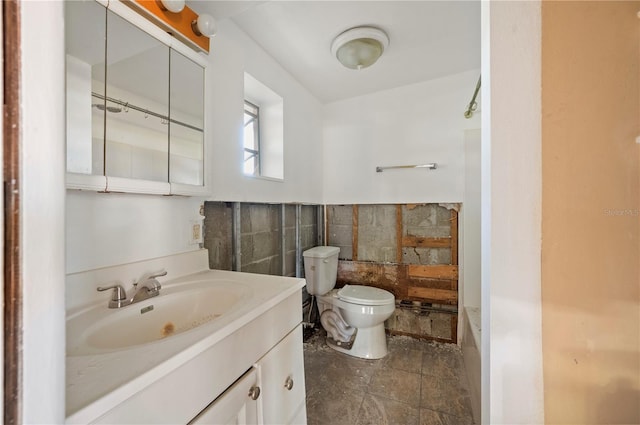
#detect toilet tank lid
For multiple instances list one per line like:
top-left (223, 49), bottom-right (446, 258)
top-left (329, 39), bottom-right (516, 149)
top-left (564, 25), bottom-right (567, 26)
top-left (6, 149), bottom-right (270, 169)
top-left (337, 285), bottom-right (395, 306)
top-left (303, 246), bottom-right (340, 259)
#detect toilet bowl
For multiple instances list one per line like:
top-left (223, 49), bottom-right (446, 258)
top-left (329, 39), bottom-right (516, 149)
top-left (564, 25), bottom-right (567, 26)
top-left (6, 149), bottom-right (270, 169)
top-left (303, 246), bottom-right (396, 359)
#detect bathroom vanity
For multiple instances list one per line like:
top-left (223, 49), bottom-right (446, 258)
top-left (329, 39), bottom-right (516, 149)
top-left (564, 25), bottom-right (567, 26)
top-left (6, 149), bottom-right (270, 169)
top-left (66, 251), bottom-right (307, 424)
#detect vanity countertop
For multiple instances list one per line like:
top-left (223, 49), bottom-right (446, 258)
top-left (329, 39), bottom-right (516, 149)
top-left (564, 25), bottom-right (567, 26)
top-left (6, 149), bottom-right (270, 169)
top-left (66, 269), bottom-right (305, 423)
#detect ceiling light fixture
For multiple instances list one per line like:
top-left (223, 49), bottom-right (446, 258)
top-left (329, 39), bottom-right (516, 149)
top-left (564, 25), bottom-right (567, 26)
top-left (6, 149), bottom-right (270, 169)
top-left (191, 13), bottom-right (217, 38)
top-left (157, 0), bottom-right (185, 13)
top-left (331, 26), bottom-right (389, 70)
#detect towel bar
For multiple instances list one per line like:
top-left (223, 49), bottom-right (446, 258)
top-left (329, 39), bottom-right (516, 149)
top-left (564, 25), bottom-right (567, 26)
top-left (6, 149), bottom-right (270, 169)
top-left (376, 163), bottom-right (437, 172)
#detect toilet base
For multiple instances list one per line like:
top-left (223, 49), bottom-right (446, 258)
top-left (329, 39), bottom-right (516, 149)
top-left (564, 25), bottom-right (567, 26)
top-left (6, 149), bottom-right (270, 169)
top-left (326, 324), bottom-right (388, 359)
top-left (326, 330), bottom-right (356, 350)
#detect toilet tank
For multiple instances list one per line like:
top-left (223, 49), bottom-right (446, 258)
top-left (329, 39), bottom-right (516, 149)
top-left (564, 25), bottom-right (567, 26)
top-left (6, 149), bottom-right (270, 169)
top-left (303, 246), bottom-right (341, 295)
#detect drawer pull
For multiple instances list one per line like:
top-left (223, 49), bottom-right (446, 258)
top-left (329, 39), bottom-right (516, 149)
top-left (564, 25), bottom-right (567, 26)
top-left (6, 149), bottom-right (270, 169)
top-left (248, 386), bottom-right (261, 400)
top-left (284, 376), bottom-right (294, 391)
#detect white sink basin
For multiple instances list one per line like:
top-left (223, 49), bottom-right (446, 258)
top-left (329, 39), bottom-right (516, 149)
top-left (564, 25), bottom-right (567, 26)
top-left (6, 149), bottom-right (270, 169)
top-left (67, 280), bottom-right (251, 356)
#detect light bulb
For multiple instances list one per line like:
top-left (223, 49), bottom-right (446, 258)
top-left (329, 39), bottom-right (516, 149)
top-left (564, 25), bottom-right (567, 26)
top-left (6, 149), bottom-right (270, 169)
top-left (192, 13), bottom-right (217, 37)
top-left (158, 0), bottom-right (185, 13)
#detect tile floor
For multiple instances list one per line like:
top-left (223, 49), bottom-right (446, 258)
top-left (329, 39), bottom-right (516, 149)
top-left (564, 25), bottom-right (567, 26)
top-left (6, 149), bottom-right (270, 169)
top-left (303, 329), bottom-right (475, 425)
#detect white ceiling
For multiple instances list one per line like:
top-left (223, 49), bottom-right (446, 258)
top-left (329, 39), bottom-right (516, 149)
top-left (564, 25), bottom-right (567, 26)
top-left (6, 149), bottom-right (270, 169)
top-left (192, 1), bottom-right (480, 104)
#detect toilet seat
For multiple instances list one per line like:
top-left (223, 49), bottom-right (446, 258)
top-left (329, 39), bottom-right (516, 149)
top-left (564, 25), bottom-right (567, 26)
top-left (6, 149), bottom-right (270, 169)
top-left (337, 285), bottom-right (394, 306)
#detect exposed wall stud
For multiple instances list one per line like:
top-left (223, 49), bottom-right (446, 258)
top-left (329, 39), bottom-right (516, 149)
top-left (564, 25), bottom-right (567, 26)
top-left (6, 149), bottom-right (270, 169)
top-left (352, 205), bottom-right (359, 261)
top-left (317, 205), bottom-right (324, 246)
top-left (232, 202), bottom-right (241, 271)
top-left (395, 205), bottom-right (403, 264)
top-left (295, 204), bottom-right (302, 277)
top-left (281, 204), bottom-right (286, 276)
top-left (408, 264), bottom-right (459, 280)
top-left (450, 209), bottom-right (459, 291)
top-left (402, 236), bottom-right (452, 248)
top-left (450, 209), bottom-right (459, 266)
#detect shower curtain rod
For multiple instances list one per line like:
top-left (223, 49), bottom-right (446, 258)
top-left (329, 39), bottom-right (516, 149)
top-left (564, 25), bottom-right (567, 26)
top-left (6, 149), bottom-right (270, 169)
top-left (91, 92), bottom-right (203, 133)
top-left (464, 76), bottom-right (481, 119)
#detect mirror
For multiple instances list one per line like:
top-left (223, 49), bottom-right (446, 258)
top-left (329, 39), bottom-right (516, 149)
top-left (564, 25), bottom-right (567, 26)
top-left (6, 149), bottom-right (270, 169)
top-left (65, 0), bottom-right (206, 193)
top-left (105, 9), bottom-right (169, 182)
top-left (65, 0), bottom-right (106, 176)
top-left (170, 49), bottom-right (205, 186)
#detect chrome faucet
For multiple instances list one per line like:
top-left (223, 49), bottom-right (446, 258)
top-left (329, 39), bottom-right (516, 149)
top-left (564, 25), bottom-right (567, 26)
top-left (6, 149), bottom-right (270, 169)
top-left (97, 270), bottom-right (167, 308)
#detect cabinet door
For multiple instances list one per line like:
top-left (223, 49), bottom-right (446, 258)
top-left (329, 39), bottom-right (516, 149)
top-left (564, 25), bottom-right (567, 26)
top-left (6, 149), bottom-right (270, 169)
top-left (190, 367), bottom-right (260, 425)
top-left (65, 0), bottom-right (107, 178)
top-left (105, 8), bottom-right (169, 183)
top-left (257, 325), bottom-right (307, 425)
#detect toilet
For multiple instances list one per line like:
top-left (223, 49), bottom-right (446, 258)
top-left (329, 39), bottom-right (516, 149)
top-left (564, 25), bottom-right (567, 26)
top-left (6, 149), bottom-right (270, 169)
top-left (303, 246), bottom-right (395, 359)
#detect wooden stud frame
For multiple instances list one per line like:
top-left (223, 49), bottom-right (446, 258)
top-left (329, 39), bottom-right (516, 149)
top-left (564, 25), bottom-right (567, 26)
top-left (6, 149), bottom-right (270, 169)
top-left (351, 205), bottom-right (358, 261)
top-left (395, 205), bottom-right (403, 264)
top-left (451, 209), bottom-right (459, 266)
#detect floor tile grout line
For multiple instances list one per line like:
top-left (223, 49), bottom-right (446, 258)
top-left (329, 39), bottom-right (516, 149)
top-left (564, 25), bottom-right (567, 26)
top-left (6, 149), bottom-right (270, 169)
top-left (421, 371), bottom-right (466, 382)
top-left (353, 392), bottom-right (367, 425)
top-left (420, 405), bottom-right (475, 422)
top-left (303, 334), bottom-right (473, 425)
top-left (362, 391), bottom-right (423, 422)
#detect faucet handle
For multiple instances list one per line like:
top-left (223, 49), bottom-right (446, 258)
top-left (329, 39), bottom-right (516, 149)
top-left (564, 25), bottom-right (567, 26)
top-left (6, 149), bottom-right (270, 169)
top-left (97, 284), bottom-right (127, 301)
top-left (147, 270), bottom-right (167, 280)
top-left (135, 270), bottom-right (167, 287)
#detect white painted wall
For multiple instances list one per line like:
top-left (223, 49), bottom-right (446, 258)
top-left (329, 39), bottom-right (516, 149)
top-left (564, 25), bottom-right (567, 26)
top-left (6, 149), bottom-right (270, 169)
top-left (208, 20), bottom-right (324, 202)
top-left (66, 191), bottom-right (204, 274)
top-left (482, 1), bottom-right (544, 424)
top-left (463, 129), bottom-right (481, 310)
top-left (21, 2), bottom-right (66, 422)
top-left (322, 69), bottom-right (480, 205)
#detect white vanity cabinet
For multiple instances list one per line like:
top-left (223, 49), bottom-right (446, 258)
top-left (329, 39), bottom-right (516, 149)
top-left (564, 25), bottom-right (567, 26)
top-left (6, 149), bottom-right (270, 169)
top-left (191, 325), bottom-right (306, 425)
top-left (256, 325), bottom-right (307, 424)
top-left (67, 265), bottom-right (308, 425)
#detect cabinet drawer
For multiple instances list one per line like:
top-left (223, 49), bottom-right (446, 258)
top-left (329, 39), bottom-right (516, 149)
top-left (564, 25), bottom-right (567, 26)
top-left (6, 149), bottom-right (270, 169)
top-left (257, 325), bottom-right (306, 425)
top-left (190, 368), bottom-right (259, 425)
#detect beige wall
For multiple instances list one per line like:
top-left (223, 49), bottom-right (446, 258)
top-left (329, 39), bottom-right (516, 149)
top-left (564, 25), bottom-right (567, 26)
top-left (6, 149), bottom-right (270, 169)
top-left (542, 1), bottom-right (640, 423)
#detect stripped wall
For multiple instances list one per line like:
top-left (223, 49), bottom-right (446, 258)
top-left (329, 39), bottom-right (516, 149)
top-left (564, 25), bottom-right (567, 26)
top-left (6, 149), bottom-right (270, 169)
top-left (203, 202), bottom-right (321, 277)
top-left (328, 203), bottom-right (460, 343)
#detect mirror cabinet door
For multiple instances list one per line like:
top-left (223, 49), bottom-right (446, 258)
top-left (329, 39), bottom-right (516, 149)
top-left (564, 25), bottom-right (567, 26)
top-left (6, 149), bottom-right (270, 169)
top-left (66, 1), bottom-right (207, 193)
top-left (169, 49), bottom-right (205, 186)
top-left (65, 0), bottom-right (107, 176)
top-left (105, 9), bottom-right (169, 182)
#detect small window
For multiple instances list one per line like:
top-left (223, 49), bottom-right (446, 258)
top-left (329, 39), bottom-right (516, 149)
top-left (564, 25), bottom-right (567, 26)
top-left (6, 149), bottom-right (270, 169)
top-left (243, 101), bottom-right (260, 176)
top-left (244, 73), bottom-right (283, 180)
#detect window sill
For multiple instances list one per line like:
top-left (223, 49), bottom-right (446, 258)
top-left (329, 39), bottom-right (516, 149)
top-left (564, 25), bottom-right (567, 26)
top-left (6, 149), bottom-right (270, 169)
top-left (243, 174), bottom-right (284, 183)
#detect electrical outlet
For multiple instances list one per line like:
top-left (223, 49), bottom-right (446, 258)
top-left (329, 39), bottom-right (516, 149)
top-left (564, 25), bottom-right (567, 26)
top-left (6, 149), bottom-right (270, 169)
top-left (189, 219), bottom-right (203, 245)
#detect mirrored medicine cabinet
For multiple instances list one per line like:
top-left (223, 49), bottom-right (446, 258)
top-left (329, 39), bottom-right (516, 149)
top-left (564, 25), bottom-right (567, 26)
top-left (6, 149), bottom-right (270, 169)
top-left (65, 0), bottom-right (207, 195)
